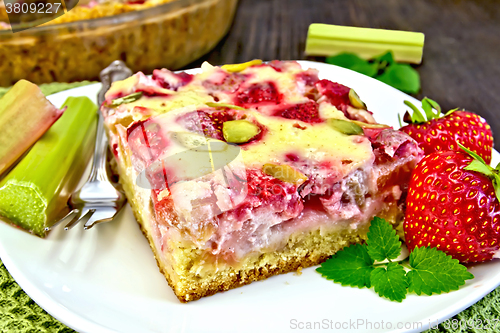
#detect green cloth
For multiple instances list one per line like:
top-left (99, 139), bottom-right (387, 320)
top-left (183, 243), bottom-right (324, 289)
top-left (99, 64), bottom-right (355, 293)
top-left (1, 82), bottom-right (500, 333)
top-left (0, 81), bottom-right (96, 99)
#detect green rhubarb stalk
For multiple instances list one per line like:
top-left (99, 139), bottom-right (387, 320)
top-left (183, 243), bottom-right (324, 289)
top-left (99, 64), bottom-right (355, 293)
top-left (305, 24), bottom-right (425, 64)
top-left (0, 97), bottom-right (97, 237)
top-left (0, 80), bottom-right (64, 175)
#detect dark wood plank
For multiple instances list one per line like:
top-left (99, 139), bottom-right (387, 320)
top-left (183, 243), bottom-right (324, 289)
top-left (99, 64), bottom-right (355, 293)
top-left (185, 0), bottom-right (500, 147)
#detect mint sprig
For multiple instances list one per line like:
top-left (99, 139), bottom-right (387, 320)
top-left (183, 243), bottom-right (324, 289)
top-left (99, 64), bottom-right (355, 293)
top-left (326, 51), bottom-right (420, 94)
top-left (316, 218), bottom-right (474, 302)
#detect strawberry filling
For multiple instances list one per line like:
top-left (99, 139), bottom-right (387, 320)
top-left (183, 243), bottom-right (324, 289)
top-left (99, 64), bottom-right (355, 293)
top-left (316, 79), bottom-right (351, 108)
top-left (231, 169), bottom-right (303, 221)
top-left (234, 81), bottom-right (282, 107)
top-left (272, 101), bottom-right (322, 123)
top-left (152, 167), bottom-right (304, 261)
top-left (295, 70), bottom-right (320, 87)
top-left (253, 60), bottom-right (287, 72)
top-left (176, 109), bottom-right (237, 141)
top-left (202, 71), bottom-right (248, 93)
top-left (152, 69), bottom-right (193, 91)
top-left (145, 127), bottom-right (421, 262)
top-left (127, 118), bottom-right (169, 170)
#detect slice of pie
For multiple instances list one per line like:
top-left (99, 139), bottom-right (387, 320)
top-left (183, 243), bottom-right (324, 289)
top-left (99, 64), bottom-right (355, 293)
top-left (101, 60), bottom-right (423, 302)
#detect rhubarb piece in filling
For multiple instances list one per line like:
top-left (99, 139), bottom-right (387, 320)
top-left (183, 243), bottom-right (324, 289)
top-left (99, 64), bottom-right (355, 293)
top-left (101, 60), bottom-right (423, 302)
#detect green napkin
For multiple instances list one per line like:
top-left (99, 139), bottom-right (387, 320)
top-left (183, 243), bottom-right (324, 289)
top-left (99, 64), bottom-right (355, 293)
top-left (0, 81), bottom-right (96, 99)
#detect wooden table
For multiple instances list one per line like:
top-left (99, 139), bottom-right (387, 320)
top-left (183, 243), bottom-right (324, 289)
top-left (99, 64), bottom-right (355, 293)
top-left (187, 0), bottom-right (500, 147)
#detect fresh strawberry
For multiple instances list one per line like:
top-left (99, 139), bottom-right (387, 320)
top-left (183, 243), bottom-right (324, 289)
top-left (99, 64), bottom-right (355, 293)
top-left (399, 98), bottom-right (493, 164)
top-left (235, 81), bottom-right (282, 106)
top-left (404, 146), bottom-right (500, 263)
top-left (273, 101), bottom-right (322, 123)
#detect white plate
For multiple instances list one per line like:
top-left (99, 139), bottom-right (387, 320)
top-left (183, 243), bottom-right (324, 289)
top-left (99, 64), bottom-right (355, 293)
top-left (1, 61), bottom-right (499, 333)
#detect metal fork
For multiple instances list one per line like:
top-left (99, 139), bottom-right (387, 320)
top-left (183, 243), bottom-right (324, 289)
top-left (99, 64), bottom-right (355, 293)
top-left (58, 61), bottom-right (132, 230)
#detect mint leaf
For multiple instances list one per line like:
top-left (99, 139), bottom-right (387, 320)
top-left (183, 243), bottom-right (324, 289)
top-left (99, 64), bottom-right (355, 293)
top-left (407, 247), bottom-right (474, 295)
top-left (326, 53), bottom-right (378, 77)
top-left (325, 51), bottom-right (420, 94)
top-left (366, 217), bottom-right (401, 261)
top-left (373, 51), bottom-right (395, 71)
top-left (373, 51), bottom-right (395, 65)
top-left (376, 64), bottom-right (420, 94)
top-left (371, 262), bottom-right (408, 302)
top-left (316, 243), bottom-right (374, 288)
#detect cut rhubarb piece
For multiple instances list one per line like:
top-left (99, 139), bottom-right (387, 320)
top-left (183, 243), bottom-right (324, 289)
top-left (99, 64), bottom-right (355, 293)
top-left (221, 59), bottom-right (263, 73)
top-left (0, 97), bottom-right (97, 237)
top-left (305, 23), bottom-right (425, 64)
top-left (0, 80), bottom-right (64, 175)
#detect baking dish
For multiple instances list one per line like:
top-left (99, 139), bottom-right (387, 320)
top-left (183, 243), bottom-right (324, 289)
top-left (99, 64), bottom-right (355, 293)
top-left (0, 0), bottom-right (237, 85)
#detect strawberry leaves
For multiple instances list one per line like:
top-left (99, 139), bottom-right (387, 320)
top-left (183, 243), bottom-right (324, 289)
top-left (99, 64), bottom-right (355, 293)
top-left (460, 143), bottom-right (500, 202)
top-left (403, 97), bottom-right (445, 124)
top-left (403, 100), bottom-right (426, 123)
top-left (421, 98), bottom-right (440, 120)
top-left (317, 218), bottom-right (474, 302)
top-left (403, 97), bottom-right (457, 124)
